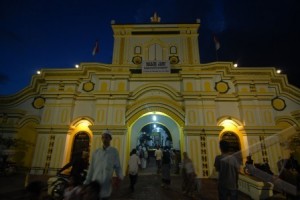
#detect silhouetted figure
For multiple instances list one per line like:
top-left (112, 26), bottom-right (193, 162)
top-left (58, 151), bottom-right (89, 183)
top-left (214, 140), bottom-right (241, 200)
top-left (244, 155), bottom-right (255, 175)
top-left (286, 154), bottom-right (300, 173)
top-left (174, 150), bottom-right (181, 174)
top-left (254, 162), bottom-right (273, 176)
top-left (278, 153), bottom-right (300, 198)
top-left (182, 152), bottom-right (196, 197)
top-left (161, 148), bottom-right (171, 189)
top-left (128, 149), bottom-right (140, 192)
top-left (245, 155), bottom-right (254, 165)
top-left (154, 146), bottom-right (163, 174)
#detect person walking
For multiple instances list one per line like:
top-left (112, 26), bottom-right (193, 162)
top-left (141, 146), bottom-right (148, 168)
top-left (161, 148), bottom-right (171, 189)
top-left (154, 146), bottom-right (163, 174)
top-left (84, 129), bottom-right (123, 200)
top-left (214, 140), bottom-right (241, 200)
top-left (58, 151), bottom-right (89, 183)
top-left (181, 152), bottom-right (196, 197)
top-left (128, 149), bottom-right (141, 192)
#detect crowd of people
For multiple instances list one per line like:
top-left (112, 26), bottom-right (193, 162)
top-left (24, 132), bottom-right (300, 200)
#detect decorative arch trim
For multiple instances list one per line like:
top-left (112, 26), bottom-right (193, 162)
top-left (126, 99), bottom-right (184, 127)
top-left (275, 116), bottom-right (299, 127)
top-left (71, 116), bottom-right (95, 127)
top-left (18, 115), bottom-right (40, 128)
top-left (129, 83), bottom-right (182, 101)
top-left (216, 116), bottom-right (244, 127)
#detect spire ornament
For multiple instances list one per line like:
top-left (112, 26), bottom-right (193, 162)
top-left (150, 12), bottom-right (161, 23)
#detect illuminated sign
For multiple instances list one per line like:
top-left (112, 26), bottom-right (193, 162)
top-left (142, 60), bottom-right (170, 73)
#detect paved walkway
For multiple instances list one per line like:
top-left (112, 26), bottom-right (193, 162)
top-left (0, 173), bottom-right (253, 200)
top-left (0, 157), bottom-right (286, 199)
top-left (111, 174), bottom-right (252, 200)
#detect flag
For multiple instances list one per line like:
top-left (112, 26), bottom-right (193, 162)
top-left (92, 40), bottom-right (99, 56)
top-left (213, 35), bottom-right (220, 51)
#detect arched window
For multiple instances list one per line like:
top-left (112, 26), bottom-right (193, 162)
top-left (170, 46), bottom-right (177, 54)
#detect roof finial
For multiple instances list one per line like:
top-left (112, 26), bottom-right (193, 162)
top-left (150, 12), bottom-right (161, 23)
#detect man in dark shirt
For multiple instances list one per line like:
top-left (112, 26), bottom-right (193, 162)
top-left (214, 140), bottom-right (241, 200)
top-left (58, 151), bottom-right (89, 183)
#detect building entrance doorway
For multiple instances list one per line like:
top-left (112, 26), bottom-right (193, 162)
top-left (221, 131), bottom-right (242, 163)
top-left (71, 131), bottom-right (90, 161)
top-left (129, 112), bottom-right (181, 175)
top-left (221, 131), bottom-right (241, 152)
top-left (129, 112), bottom-right (180, 151)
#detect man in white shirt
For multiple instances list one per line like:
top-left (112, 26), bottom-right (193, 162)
top-left (128, 149), bottom-right (141, 192)
top-left (84, 129), bottom-right (123, 200)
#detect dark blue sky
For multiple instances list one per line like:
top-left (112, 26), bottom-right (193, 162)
top-left (1, 0), bottom-right (299, 95)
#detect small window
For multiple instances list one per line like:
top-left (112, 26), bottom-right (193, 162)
top-left (134, 46), bottom-right (141, 54)
top-left (170, 46), bottom-right (177, 54)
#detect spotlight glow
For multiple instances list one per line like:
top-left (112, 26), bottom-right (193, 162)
top-left (152, 115), bottom-right (157, 121)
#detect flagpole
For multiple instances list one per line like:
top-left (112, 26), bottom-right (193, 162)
top-left (213, 35), bottom-right (220, 61)
top-left (215, 50), bottom-right (219, 61)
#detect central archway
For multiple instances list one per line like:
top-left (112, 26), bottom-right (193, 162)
top-left (129, 112), bottom-right (181, 152)
top-left (124, 84), bottom-right (185, 173)
top-left (127, 111), bottom-right (182, 174)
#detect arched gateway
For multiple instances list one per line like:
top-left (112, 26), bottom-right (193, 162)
top-left (124, 85), bottom-right (185, 170)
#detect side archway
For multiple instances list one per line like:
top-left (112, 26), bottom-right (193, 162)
top-left (275, 116), bottom-right (300, 160)
top-left (16, 116), bottom-right (40, 168)
top-left (217, 116), bottom-right (247, 162)
top-left (62, 117), bottom-right (94, 166)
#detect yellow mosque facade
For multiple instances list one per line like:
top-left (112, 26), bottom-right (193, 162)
top-left (0, 16), bottom-right (300, 179)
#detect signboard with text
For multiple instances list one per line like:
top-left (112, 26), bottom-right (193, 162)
top-left (142, 60), bottom-right (170, 73)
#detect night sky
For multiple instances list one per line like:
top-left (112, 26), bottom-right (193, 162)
top-left (1, 0), bottom-right (299, 95)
